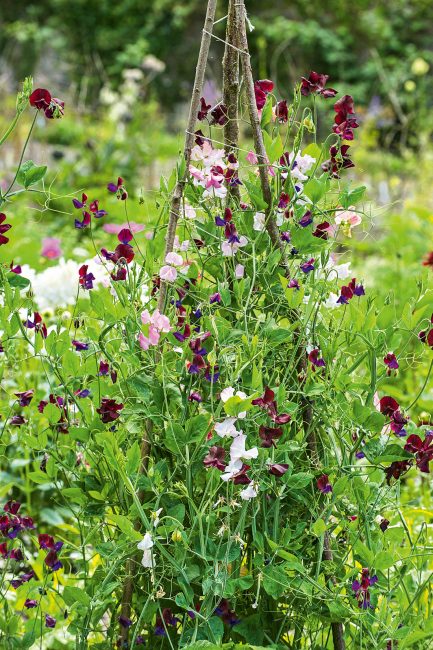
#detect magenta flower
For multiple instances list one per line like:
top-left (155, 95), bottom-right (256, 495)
top-left (41, 237), bottom-right (62, 259)
top-left (0, 213), bottom-right (12, 246)
top-left (337, 278), bottom-right (364, 304)
top-left (25, 312), bottom-right (47, 338)
top-left (379, 396), bottom-right (407, 436)
top-left (275, 100), bottom-right (288, 122)
top-left (210, 103), bottom-right (228, 126)
top-left (97, 398), bottom-right (124, 423)
top-left (78, 264), bottom-right (95, 290)
top-left (312, 221), bottom-right (331, 239)
top-left (107, 176), bottom-right (128, 200)
top-left (333, 95), bottom-right (359, 141)
top-left (308, 348), bottom-right (326, 369)
top-left (384, 352), bottom-right (399, 371)
top-left (317, 474), bottom-right (332, 493)
top-left (210, 292), bottom-right (221, 304)
top-left (45, 614), bottom-right (57, 628)
top-left (299, 211), bottom-right (313, 228)
top-left (73, 193), bottom-right (107, 228)
top-left (188, 390), bottom-right (202, 403)
top-left (103, 222), bottom-right (144, 234)
top-left (288, 278), bottom-right (300, 290)
top-left (300, 72), bottom-right (337, 98)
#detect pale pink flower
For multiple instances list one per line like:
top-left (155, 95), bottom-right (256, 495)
top-left (235, 264), bottom-right (245, 279)
top-left (138, 332), bottom-right (151, 351)
top-left (148, 326), bottom-right (160, 345)
top-left (103, 222), bottom-right (145, 234)
top-left (41, 237), bottom-right (62, 259)
top-left (334, 206), bottom-right (362, 237)
top-left (160, 265), bottom-right (178, 282)
top-left (165, 251), bottom-right (183, 267)
top-left (221, 235), bottom-right (248, 257)
top-left (151, 309), bottom-right (171, 332)
top-left (246, 150), bottom-right (258, 165)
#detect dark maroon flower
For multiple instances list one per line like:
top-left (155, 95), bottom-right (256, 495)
top-left (333, 95), bottom-right (359, 141)
top-left (72, 193), bottom-right (87, 210)
top-left (72, 340), bottom-right (89, 351)
top-left (101, 242), bottom-right (134, 264)
top-left (38, 534), bottom-right (55, 549)
top-left (281, 231), bottom-right (291, 242)
top-left (322, 144), bottom-right (354, 178)
top-left (9, 548), bottom-right (23, 561)
top-left (379, 396), bottom-right (400, 417)
top-left (10, 415), bottom-right (27, 426)
top-left (25, 599), bottom-right (38, 608)
top-left (29, 88), bottom-right (51, 110)
top-left (275, 100), bottom-right (288, 122)
top-left (45, 97), bottom-right (65, 119)
top-left (300, 72), bottom-right (337, 98)
top-left (78, 265), bottom-right (95, 290)
top-left (4, 501), bottom-right (20, 515)
top-left (98, 361), bottom-right (110, 376)
top-left (404, 432), bottom-right (433, 473)
top-left (45, 548), bottom-right (62, 571)
top-left (308, 348), bottom-right (326, 369)
top-left (198, 97), bottom-right (211, 120)
top-left (204, 364), bottom-right (220, 383)
top-left (379, 518), bottom-right (390, 532)
top-left (14, 390), bottom-right (34, 407)
top-left (385, 460), bottom-right (411, 484)
top-left (268, 463), bottom-right (289, 477)
top-left (215, 599), bottom-right (240, 626)
top-left (278, 192), bottom-right (290, 210)
top-left (313, 221), bottom-right (330, 239)
top-left (300, 258), bottom-right (315, 273)
top-left (203, 446), bottom-right (226, 471)
top-left (74, 211), bottom-right (91, 229)
top-left (0, 213), bottom-right (12, 246)
top-left (259, 425), bottom-right (283, 448)
top-left (97, 398), bottom-right (124, 423)
top-left (45, 614), bottom-right (56, 628)
top-left (254, 79), bottom-right (274, 110)
top-left (317, 474), bottom-right (332, 494)
top-left (337, 278), bottom-right (364, 304)
top-left (210, 103), bottom-right (228, 126)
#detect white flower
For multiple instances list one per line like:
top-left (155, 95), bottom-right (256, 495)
top-left (323, 292), bottom-right (340, 309)
top-left (289, 152), bottom-right (316, 181)
top-left (235, 264), bottom-right (245, 279)
top-left (159, 265), bottom-right (178, 282)
top-left (240, 483), bottom-right (258, 500)
top-left (253, 212), bottom-right (266, 232)
top-left (137, 532), bottom-right (154, 568)
top-left (221, 458), bottom-right (243, 481)
top-left (229, 434), bottom-right (258, 462)
top-left (183, 204), bottom-right (196, 220)
top-left (214, 417), bottom-right (239, 438)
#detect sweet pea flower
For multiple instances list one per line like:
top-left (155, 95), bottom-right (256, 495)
top-left (214, 417), bottom-right (239, 438)
top-left (159, 265), bottom-right (178, 282)
top-left (246, 150), bottom-right (258, 165)
top-left (253, 212), bottom-right (266, 232)
top-left (334, 206), bottom-right (362, 237)
top-left (41, 238), bottom-right (62, 259)
top-left (165, 251), bottom-right (183, 267)
top-left (221, 235), bottom-right (248, 257)
top-left (137, 532), bottom-right (154, 568)
top-left (240, 482), bottom-right (258, 500)
top-left (235, 264), bottom-right (245, 279)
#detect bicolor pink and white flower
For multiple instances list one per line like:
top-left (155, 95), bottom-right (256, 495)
top-left (334, 206), bottom-right (362, 237)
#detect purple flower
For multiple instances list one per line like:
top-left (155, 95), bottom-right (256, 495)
top-left (76, 388), bottom-right (90, 398)
top-left (188, 390), bottom-right (202, 403)
top-left (45, 614), bottom-right (57, 628)
top-left (300, 258), bottom-right (315, 273)
top-left (281, 231), bottom-right (291, 242)
top-left (210, 292), bottom-right (221, 304)
top-left (288, 278), bottom-right (300, 290)
top-left (24, 599), bottom-right (38, 609)
top-left (384, 353), bottom-right (399, 370)
top-left (299, 211), bottom-right (313, 227)
top-left (107, 176), bottom-right (127, 200)
top-left (308, 348), bottom-right (326, 369)
top-left (351, 568), bottom-right (377, 609)
top-left (72, 340), bottom-right (89, 351)
top-left (78, 265), bottom-right (95, 290)
top-left (15, 390), bottom-right (34, 407)
top-left (119, 616), bottom-right (133, 628)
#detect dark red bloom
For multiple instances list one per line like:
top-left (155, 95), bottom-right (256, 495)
top-left (322, 144), bottom-right (354, 178)
top-left (384, 353), bottom-right (399, 371)
top-left (97, 398), bottom-right (124, 423)
top-left (210, 103), bottom-right (228, 126)
top-left (254, 79), bottom-right (274, 110)
top-left (268, 463), bottom-right (289, 477)
top-left (253, 387), bottom-right (291, 425)
top-left (333, 95), bottom-right (359, 140)
top-left (313, 221), bottom-right (330, 239)
top-left (385, 460), bottom-right (411, 484)
top-left (38, 534), bottom-right (55, 549)
top-left (45, 98), bottom-right (64, 119)
top-left (0, 213), bottom-right (12, 246)
top-left (107, 177), bottom-right (127, 200)
top-left (337, 278), bottom-right (365, 304)
top-left (404, 433), bottom-right (433, 473)
top-left (203, 446), bottom-right (226, 471)
top-left (379, 518), bottom-right (390, 532)
top-left (275, 100), bottom-right (288, 122)
top-left (351, 568), bottom-right (378, 610)
top-left (197, 97), bottom-right (211, 120)
top-left (215, 599), bottom-right (240, 626)
top-left (308, 348), bottom-right (326, 369)
top-left (259, 425), bottom-right (283, 448)
top-left (24, 312), bottom-right (47, 338)
top-left (29, 88), bottom-right (51, 110)
top-left (379, 396), bottom-right (400, 416)
top-left (317, 474), bottom-right (332, 493)
top-left (422, 251), bottom-right (433, 267)
top-left (300, 72), bottom-right (337, 98)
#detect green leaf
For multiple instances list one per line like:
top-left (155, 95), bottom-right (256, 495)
top-left (311, 518), bottom-right (327, 537)
top-left (374, 550), bottom-right (396, 571)
top-left (126, 441), bottom-right (141, 475)
top-left (6, 272), bottom-right (30, 289)
top-left (284, 472), bottom-right (313, 489)
top-left (263, 565), bottom-right (288, 598)
top-left (62, 586), bottom-right (91, 608)
top-left (16, 160), bottom-right (47, 188)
